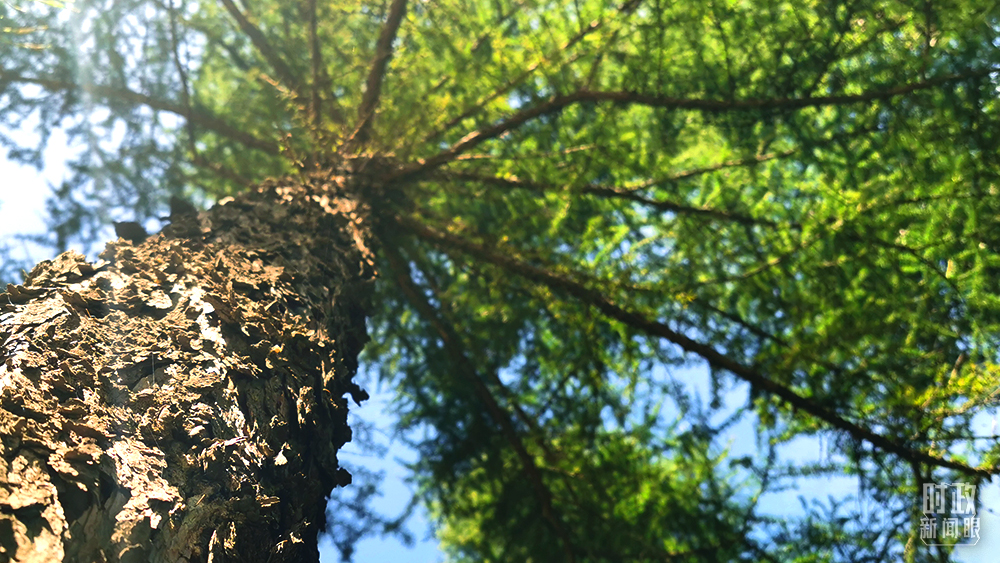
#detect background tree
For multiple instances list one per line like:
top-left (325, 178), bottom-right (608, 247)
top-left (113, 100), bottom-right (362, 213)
top-left (1, 0), bottom-right (999, 561)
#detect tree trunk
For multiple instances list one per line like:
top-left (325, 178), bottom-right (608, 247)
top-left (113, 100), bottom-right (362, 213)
top-left (0, 172), bottom-right (376, 562)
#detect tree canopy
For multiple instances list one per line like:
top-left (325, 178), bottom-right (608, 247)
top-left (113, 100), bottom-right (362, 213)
top-left (2, 0), bottom-right (1000, 561)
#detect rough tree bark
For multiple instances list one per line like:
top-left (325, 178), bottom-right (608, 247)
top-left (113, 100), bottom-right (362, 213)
top-left (0, 169), bottom-right (377, 562)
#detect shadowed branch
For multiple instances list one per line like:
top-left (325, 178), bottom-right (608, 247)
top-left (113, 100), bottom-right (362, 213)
top-left (1, 71), bottom-right (279, 155)
top-left (383, 242), bottom-right (578, 563)
top-left (302, 0), bottom-right (346, 127)
top-left (396, 214), bottom-right (999, 479)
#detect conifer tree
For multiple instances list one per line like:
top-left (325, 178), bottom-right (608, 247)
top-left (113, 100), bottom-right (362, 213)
top-left (1, 0), bottom-right (998, 561)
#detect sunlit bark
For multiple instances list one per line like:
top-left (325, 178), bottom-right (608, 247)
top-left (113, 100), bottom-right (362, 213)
top-left (0, 173), bottom-right (374, 562)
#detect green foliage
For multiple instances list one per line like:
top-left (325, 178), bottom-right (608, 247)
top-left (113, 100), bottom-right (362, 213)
top-left (1, 0), bottom-right (1000, 560)
top-left (430, 428), bottom-right (758, 562)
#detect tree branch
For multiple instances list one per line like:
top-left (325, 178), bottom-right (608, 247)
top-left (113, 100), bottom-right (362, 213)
top-left (417, 0), bottom-right (534, 99)
top-left (437, 169), bottom-right (778, 227)
top-left (219, 0), bottom-right (303, 95)
top-left (396, 214), bottom-right (998, 478)
top-left (1, 71), bottom-right (280, 155)
top-left (191, 153), bottom-right (251, 186)
top-left (347, 0), bottom-right (408, 148)
top-left (307, 0), bottom-right (323, 130)
top-left (167, 0), bottom-right (199, 159)
top-left (298, 0), bottom-right (346, 127)
top-left (382, 243), bottom-right (578, 563)
top-left (401, 67), bottom-right (1000, 177)
top-left (419, 8), bottom-right (618, 146)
